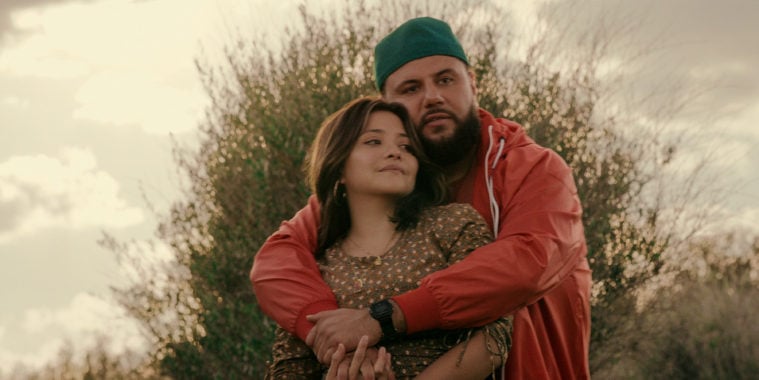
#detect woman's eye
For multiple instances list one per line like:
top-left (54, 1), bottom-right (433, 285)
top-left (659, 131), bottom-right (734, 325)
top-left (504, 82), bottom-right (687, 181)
top-left (364, 139), bottom-right (381, 145)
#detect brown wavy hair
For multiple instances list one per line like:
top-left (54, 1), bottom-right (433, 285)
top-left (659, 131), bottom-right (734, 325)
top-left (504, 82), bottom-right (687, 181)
top-left (305, 97), bottom-right (448, 258)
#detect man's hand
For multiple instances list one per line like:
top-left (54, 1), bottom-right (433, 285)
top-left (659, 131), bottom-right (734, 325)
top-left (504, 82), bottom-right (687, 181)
top-left (306, 308), bottom-right (382, 363)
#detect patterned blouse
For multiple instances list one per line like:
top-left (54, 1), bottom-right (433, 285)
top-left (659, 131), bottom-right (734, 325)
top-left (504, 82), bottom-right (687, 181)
top-left (266, 203), bottom-right (512, 379)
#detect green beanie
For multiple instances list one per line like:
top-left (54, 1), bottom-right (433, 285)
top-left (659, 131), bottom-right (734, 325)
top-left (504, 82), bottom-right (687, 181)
top-left (374, 17), bottom-right (468, 91)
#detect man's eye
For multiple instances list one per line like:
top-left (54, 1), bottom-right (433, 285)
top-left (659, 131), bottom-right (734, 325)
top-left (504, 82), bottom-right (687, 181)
top-left (439, 77), bottom-right (453, 84)
top-left (402, 86), bottom-right (418, 94)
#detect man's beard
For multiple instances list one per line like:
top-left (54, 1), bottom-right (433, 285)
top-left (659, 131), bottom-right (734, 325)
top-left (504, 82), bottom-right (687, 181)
top-left (420, 107), bottom-right (480, 166)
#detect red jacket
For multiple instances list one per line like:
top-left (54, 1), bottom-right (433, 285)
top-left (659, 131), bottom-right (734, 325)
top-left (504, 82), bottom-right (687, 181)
top-left (251, 109), bottom-right (591, 379)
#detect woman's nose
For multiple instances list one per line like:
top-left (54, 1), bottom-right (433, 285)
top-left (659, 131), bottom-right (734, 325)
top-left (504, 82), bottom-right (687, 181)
top-left (386, 145), bottom-right (402, 159)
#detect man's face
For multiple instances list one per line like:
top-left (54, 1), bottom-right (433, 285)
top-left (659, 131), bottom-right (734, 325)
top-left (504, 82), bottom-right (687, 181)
top-left (382, 55), bottom-right (480, 165)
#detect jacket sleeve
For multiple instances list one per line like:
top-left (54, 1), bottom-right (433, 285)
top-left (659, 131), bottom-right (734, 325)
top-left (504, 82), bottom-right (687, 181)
top-left (250, 195), bottom-right (338, 341)
top-left (392, 149), bottom-right (587, 333)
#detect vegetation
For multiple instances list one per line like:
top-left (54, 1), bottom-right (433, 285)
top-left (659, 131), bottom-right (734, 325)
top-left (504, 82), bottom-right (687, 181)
top-left (7, 1), bottom-right (757, 379)
top-left (2, 337), bottom-right (152, 380)
top-left (593, 233), bottom-right (759, 379)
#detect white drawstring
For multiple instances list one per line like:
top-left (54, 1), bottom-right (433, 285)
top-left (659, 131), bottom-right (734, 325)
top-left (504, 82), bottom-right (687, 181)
top-left (484, 125), bottom-right (506, 237)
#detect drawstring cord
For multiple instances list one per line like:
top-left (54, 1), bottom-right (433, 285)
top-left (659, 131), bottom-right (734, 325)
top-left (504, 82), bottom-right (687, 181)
top-left (484, 125), bottom-right (506, 237)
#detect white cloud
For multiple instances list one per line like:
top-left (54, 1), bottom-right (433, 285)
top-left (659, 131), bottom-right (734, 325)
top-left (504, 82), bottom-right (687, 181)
top-left (0, 293), bottom-right (146, 372)
top-left (0, 0), bottom-right (217, 134)
top-left (1, 95), bottom-right (30, 109)
top-left (73, 69), bottom-right (204, 134)
top-left (730, 101), bottom-right (759, 140)
top-left (730, 207), bottom-right (759, 235)
top-left (1, 0), bottom-right (209, 78)
top-left (0, 147), bottom-right (143, 244)
top-left (0, 337), bottom-right (67, 373)
top-left (23, 293), bottom-right (116, 334)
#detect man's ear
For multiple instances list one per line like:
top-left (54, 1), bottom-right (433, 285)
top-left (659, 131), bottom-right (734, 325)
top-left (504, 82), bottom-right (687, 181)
top-left (467, 69), bottom-right (480, 108)
top-left (468, 69), bottom-right (478, 96)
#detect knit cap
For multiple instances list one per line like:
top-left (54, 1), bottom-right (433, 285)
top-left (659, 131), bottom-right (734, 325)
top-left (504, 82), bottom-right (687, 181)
top-left (374, 17), bottom-right (468, 90)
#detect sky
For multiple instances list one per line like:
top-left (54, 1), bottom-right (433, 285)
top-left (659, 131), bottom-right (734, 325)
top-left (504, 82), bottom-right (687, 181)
top-left (0, 0), bottom-right (757, 373)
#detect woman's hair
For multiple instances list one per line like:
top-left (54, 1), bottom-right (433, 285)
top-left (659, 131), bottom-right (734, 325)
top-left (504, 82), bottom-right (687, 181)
top-left (305, 96), bottom-right (448, 258)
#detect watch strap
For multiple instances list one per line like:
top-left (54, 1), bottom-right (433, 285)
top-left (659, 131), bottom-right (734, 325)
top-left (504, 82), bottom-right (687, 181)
top-left (369, 299), bottom-right (399, 342)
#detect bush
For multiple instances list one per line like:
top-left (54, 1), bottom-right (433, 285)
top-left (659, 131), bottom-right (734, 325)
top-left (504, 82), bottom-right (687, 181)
top-left (594, 234), bottom-right (759, 379)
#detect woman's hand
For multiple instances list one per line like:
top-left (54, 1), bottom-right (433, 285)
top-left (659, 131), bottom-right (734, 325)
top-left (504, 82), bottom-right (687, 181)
top-left (372, 346), bottom-right (394, 380)
top-left (325, 336), bottom-right (395, 380)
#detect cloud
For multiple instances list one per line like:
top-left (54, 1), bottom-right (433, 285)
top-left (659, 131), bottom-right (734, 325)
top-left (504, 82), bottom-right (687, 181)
top-left (1, 0), bottom-right (204, 77)
top-left (0, 0), bottom-right (212, 134)
top-left (73, 70), bottom-right (204, 135)
top-left (0, 337), bottom-right (68, 373)
top-left (1, 95), bottom-right (29, 109)
top-left (534, 0), bottom-right (759, 227)
top-left (22, 293), bottom-right (118, 334)
top-left (0, 0), bottom-right (96, 39)
top-left (0, 147), bottom-right (143, 244)
top-left (732, 207), bottom-right (759, 234)
top-left (537, 0), bottom-right (759, 119)
top-left (0, 293), bottom-right (146, 372)
top-left (0, 0), bottom-right (62, 36)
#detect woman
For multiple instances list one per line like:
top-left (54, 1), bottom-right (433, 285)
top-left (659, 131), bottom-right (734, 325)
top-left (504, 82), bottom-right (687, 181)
top-left (266, 97), bottom-right (511, 379)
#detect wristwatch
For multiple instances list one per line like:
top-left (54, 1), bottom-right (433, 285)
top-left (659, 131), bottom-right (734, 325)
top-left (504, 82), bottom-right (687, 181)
top-left (369, 299), bottom-right (399, 342)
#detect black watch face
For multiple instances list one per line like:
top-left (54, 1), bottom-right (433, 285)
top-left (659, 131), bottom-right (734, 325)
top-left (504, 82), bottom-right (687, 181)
top-left (373, 301), bottom-right (392, 316)
top-left (371, 301), bottom-right (393, 318)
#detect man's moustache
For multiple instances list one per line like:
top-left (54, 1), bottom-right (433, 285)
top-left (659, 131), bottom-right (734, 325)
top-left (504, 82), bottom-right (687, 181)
top-left (421, 109), bottom-right (456, 125)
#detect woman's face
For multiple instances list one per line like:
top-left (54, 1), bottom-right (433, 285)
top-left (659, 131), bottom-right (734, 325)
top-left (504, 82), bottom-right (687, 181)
top-left (341, 110), bottom-right (419, 200)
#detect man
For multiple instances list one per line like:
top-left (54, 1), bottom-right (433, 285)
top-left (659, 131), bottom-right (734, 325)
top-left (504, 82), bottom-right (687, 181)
top-left (252, 17), bottom-right (591, 379)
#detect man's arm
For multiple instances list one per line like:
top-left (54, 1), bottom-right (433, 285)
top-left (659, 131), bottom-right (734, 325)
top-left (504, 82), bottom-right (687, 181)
top-left (250, 195), bottom-right (338, 341)
top-left (306, 203), bottom-right (493, 363)
top-left (394, 152), bottom-right (587, 333)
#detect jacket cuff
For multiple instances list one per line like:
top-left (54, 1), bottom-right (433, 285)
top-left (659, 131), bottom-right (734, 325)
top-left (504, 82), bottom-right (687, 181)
top-left (391, 286), bottom-right (442, 334)
top-left (294, 300), bottom-right (339, 341)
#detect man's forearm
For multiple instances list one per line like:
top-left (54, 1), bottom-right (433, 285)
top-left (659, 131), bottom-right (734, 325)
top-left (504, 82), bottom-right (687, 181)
top-left (391, 235), bottom-right (585, 333)
top-left (250, 195), bottom-right (336, 340)
top-left (251, 242), bottom-right (338, 339)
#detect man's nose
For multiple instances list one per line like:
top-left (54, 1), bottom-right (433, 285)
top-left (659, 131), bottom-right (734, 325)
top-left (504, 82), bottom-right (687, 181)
top-left (423, 85), bottom-right (444, 107)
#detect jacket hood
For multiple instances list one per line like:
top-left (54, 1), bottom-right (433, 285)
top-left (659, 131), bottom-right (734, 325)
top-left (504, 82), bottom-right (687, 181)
top-left (473, 108), bottom-right (538, 237)
top-left (477, 108), bottom-right (535, 171)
